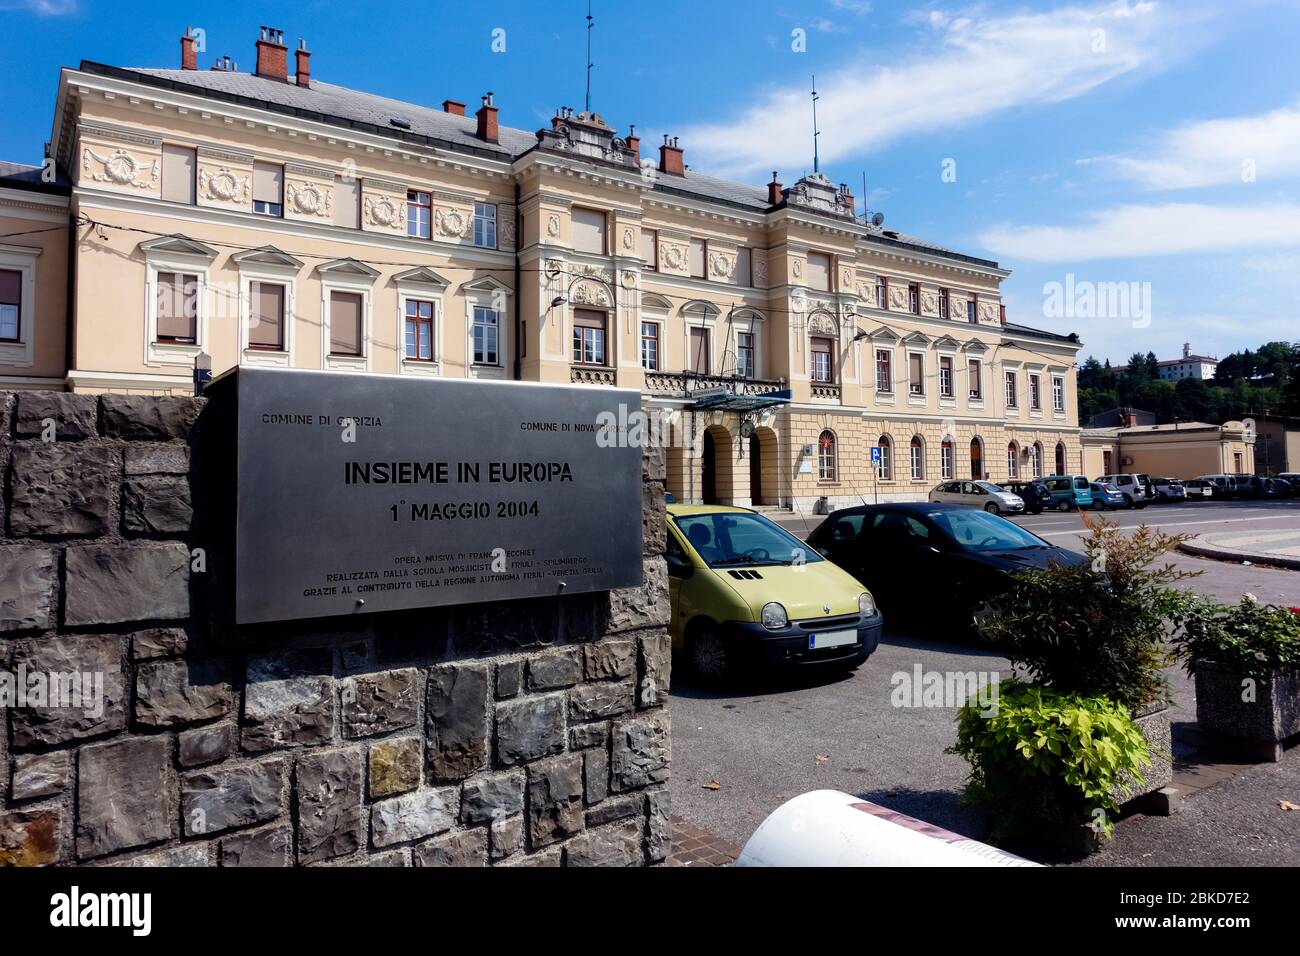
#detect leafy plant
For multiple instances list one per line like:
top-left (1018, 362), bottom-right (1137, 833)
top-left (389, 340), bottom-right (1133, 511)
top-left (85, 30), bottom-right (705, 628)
top-left (976, 516), bottom-right (1200, 712)
top-left (948, 680), bottom-right (1151, 839)
top-left (1173, 595), bottom-right (1300, 678)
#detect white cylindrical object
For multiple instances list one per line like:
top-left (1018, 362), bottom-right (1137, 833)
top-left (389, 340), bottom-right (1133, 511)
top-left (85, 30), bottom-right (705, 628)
top-left (735, 790), bottom-right (1040, 867)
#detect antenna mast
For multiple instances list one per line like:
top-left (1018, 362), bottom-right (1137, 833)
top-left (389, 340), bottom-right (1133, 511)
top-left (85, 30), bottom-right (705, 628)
top-left (585, 0), bottom-right (594, 113)
top-left (811, 74), bottom-right (821, 174)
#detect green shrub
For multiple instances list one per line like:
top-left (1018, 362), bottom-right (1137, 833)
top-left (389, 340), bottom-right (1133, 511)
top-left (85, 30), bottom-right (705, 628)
top-left (1174, 596), bottom-right (1300, 678)
top-left (976, 518), bottom-right (1200, 712)
top-left (948, 680), bottom-right (1151, 839)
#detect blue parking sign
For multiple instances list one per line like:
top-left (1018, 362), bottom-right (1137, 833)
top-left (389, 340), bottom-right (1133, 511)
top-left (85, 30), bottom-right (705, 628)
top-left (870, 447), bottom-right (882, 466)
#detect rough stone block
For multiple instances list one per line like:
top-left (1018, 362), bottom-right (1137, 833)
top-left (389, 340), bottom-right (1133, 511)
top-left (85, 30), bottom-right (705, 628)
top-left (0, 546), bottom-right (55, 633)
top-left (601, 558), bottom-right (669, 633)
top-left (527, 647), bottom-right (582, 690)
top-left (569, 679), bottom-right (636, 721)
top-left (14, 392), bottom-right (97, 439)
top-left (131, 627), bottom-right (188, 660)
top-left (101, 394), bottom-right (201, 440)
top-left (641, 437), bottom-right (666, 483)
top-left (611, 712), bottom-right (670, 792)
top-left (647, 789), bottom-right (671, 863)
top-left (370, 787), bottom-right (457, 848)
top-left (110, 846), bottom-right (209, 867)
top-left (587, 794), bottom-right (643, 830)
top-left (642, 481), bottom-right (667, 556)
top-left (135, 658), bottom-right (232, 728)
top-left (178, 723), bottom-right (235, 768)
top-left (527, 754), bottom-right (584, 849)
top-left (584, 639), bottom-right (637, 681)
top-left (296, 749), bottom-right (363, 864)
top-left (0, 810), bottom-right (62, 866)
top-left (124, 442), bottom-right (190, 476)
top-left (426, 663), bottom-right (488, 779)
top-left (368, 737), bottom-right (422, 799)
top-left (342, 667), bottom-right (418, 738)
top-left (123, 476), bottom-right (193, 533)
top-left (64, 543), bottom-right (190, 626)
top-left (490, 814), bottom-right (524, 861)
top-left (412, 828), bottom-right (487, 867)
top-left (367, 849), bottom-right (412, 867)
top-left (182, 759), bottom-right (285, 837)
top-left (10, 633), bottom-right (125, 748)
top-left (584, 749), bottom-right (610, 805)
top-left (460, 770), bottom-right (525, 824)
top-left (242, 650), bottom-right (334, 753)
top-left (495, 692), bottom-right (566, 766)
top-left (11, 750), bottom-right (72, 802)
top-left (638, 632), bottom-right (672, 708)
top-left (220, 826), bottom-right (292, 867)
top-left (9, 444), bottom-right (114, 536)
top-left (570, 720), bottom-right (609, 751)
top-left (495, 659), bottom-right (523, 699)
top-left (77, 736), bottom-right (174, 858)
top-left (565, 820), bottom-right (643, 867)
top-left (506, 846), bottom-right (563, 867)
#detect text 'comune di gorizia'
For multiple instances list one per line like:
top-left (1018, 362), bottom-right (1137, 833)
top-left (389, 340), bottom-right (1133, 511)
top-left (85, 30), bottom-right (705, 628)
top-left (344, 460), bottom-right (574, 484)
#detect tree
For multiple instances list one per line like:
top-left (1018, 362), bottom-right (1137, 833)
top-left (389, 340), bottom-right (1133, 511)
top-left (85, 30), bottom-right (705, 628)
top-left (1174, 377), bottom-right (1213, 422)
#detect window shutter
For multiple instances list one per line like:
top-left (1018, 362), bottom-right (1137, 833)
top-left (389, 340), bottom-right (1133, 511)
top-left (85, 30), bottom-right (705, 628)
top-left (334, 177), bottom-right (360, 228)
top-left (329, 291), bottom-right (363, 355)
top-left (571, 207), bottom-right (606, 254)
top-left (806, 252), bottom-right (830, 291)
top-left (161, 145), bottom-right (196, 204)
top-left (641, 229), bottom-right (657, 269)
top-left (735, 246), bottom-right (752, 286)
top-left (250, 281), bottom-right (285, 348)
top-left (689, 326), bottom-right (710, 372)
top-left (156, 272), bottom-right (197, 341)
top-left (252, 162), bottom-right (283, 205)
top-left (689, 238), bottom-right (706, 278)
top-left (0, 269), bottom-right (20, 305)
top-left (573, 308), bottom-right (605, 330)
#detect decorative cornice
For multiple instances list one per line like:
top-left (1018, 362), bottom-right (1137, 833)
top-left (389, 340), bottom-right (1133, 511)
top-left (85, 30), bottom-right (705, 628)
top-left (197, 144), bottom-right (254, 165)
top-left (78, 120), bottom-right (161, 149)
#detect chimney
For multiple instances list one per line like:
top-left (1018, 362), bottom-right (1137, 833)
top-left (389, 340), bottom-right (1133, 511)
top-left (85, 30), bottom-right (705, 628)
top-left (837, 183), bottom-right (855, 215)
top-left (180, 27), bottom-right (198, 71)
top-left (442, 99), bottom-right (466, 116)
top-left (295, 38), bottom-right (311, 88)
top-left (767, 171), bottom-right (782, 206)
top-left (625, 125), bottom-right (640, 163)
top-left (255, 26), bottom-right (288, 82)
top-left (476, 92), bottom-right (498, 143)
top-left (658, 135), bottom-right (684, 176)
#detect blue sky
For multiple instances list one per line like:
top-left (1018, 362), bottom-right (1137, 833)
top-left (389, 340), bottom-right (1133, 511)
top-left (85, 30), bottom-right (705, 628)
top-left (2, 0), bottom-right (1298, 365)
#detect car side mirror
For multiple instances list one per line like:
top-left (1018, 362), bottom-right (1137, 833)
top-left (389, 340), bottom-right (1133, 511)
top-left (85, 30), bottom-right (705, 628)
top-left (815, 547), bottom-right (831, 558)
top-left (666, 553), bottom-right (693, 579)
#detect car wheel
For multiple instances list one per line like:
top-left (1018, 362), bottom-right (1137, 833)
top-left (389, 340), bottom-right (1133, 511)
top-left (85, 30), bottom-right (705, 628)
top-left (1092, 499), bottom-right (1106, 511)
top-left (1057, 499), bottom-right (1071, 512)
top-left (984, 502), bottom-right (1000, 514)
top-left (689, 624), bottom-right (730, 682)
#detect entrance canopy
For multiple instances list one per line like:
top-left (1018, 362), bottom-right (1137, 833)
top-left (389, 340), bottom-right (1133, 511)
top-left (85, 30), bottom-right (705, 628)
top-left (685, 387), bottom-right (792, 413)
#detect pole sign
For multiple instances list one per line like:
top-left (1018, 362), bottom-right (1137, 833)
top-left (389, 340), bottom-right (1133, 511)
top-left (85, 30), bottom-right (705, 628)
top-left (210, 368), bottom-right (644, 624)
top-left (870, 447), bottom-right (882, 467)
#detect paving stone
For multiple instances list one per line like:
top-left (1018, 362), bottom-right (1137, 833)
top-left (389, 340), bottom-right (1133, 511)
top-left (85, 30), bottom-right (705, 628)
top-left (0, 546), bottom-right (55, 633)
top-left (460, 770), bottom-right (525, 823)
top-left (0, 809), bottom-right (62, 866)
top-left (565, 820), bottom-right (643, 867)
top-left (527, 647), bottom-right (582, 689)
top-left (9, 443), bottom-right (114, 536)
top-left (368, 737), bottom-right (422, 798)
top-left (584, 639), bottom-right (637, 681)
top-left (135, 657), bottom-right (232, 727)
top-left (11, 750), bottom-right (72, 801)
top-left (412, 828), bottom-right (487, 867)
top-left (495, 693), bottom-right (566, 766)
top-left (569, 679), bottom-right (636, 721)
top-left (426, 663), bottom-right (488, 779)
top-left (14, 392), bottom-right (97, 439)
top-left (341, 668), bottom-right (418, 738)
top-left (9, 633), bottom-right (125, 748)
top-left (182, 759), bottom-right (285, 837)
top-left (611, 712), bottom-right (671, 792)
top-left (178, 723), bottom-right (235, 768)
top-left (124, 442), bottom-right (190, 476)
top-left (242, 650), bottom-right (333, 753)
top-left (101, 394), bottom-right (201, 440)
top-left (370, 787), bottom-right (457, 848)
top-left (220, 826), bottom-right (291, 867)
top-left (527, 753), bottom-right (584, 849)
top-left (64, 543), bottom-right (190, 625)
top-left (123, 475), bottom-right (193, 533)
top-left (131, 627), bottom-right (189, 660)
top-left (77, 736), bottom-right (174, 858)
top-left (296, 749), bottom-right (363, 864)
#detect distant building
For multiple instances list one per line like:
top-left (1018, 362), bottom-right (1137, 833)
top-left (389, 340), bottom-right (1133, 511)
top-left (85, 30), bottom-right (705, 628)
top-left (1252, 414), bottom-right (1300, 475)
top-left (1114, 343), bottom-right (1218, 382)
top-left (1081, 420), bottom-right (1255, 479)
top-left (1085, 406), bottom-right (1157, 429)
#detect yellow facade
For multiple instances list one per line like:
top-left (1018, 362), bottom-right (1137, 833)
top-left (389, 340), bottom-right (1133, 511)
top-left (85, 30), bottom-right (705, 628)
top-left (1081, 422), bottom-right (1256, 480)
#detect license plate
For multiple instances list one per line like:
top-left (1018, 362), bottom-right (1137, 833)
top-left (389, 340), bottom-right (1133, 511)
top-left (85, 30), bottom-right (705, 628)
top-left (808, 629), bottom-right (857, 649)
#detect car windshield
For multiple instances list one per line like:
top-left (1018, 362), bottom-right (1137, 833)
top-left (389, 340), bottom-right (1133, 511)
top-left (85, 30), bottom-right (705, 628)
top-left (975, 481), bottom-right (1006, 495)
top-left (673, 512), bottom-right (822, 568)
top-left (928, 509), bottom-right (1048, 552)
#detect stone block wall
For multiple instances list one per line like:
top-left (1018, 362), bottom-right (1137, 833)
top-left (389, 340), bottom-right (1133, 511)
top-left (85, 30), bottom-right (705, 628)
top-left (0, 391), bottom-right (671, 867)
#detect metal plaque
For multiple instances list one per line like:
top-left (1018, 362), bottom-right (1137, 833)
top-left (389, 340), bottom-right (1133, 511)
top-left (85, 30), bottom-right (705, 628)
top-left (221, 368), bottom-right (644, 624)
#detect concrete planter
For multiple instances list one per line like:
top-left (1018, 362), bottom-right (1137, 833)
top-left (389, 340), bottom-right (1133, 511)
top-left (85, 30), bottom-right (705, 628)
top-left (1112, 706), bottom-right (1173, 803)
top-left (1193, 660), bottom-right (1300, 762)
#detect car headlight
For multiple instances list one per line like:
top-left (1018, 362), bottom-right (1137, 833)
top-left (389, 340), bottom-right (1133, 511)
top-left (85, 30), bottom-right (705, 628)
top-left (859, 591), bottom-right (877, 616)
top-left (760, 602), bottom-right (788, 630)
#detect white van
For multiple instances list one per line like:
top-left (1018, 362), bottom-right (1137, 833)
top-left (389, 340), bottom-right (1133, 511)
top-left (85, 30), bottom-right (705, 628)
top-left (1097, 474), bottom-right (1149, 508)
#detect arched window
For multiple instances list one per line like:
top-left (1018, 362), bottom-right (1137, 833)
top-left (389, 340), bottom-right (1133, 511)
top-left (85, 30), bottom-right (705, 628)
top-left (941, 440), bottom-right (954, 479)
top-left (910, 435), bottom-right (924, 480)
top-left (970, 437), bottom-right (984, 479)
top-left (1055, 441), bottom-right (1067, 475)
top-left (818, 430), bottom-right (837, 481)
top-left (1007, 442), bottom-right (1019, 479)
top-left (1031, 442), bottom-right (1044, 478)
top-left (877, 435), bottom-right (893, 480)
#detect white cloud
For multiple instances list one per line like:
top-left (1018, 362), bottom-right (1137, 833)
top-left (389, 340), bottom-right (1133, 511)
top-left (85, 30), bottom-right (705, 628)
top-left (1081, 100), bottom-right (1300, 188)
top-left (682, 1), bottom-right (1208, 178)
top-left (830, 0), bottom-right (874, 14)
top-left (0, 0), bottom-right (77, 13)
top-left (980, 202), bottom-right (1300, 261)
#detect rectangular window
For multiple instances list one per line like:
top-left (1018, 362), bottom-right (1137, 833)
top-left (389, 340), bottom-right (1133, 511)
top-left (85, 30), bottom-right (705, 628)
top-left (407, 191), bottom-right (431, 239)
top-left (1029, 373), bottom-right (1042, 410)
top-left (473, 202), bottom-right (498, 249)
top-left (334, 176), bottom-right (360, 228)
top-left (938, 287), bottom-right (949, 320)
top-left (329, 290), bottom-right (363, 356)
top-left (875, 349), bottom-right (892, 393)
top-left (967, 296), bottom-right (978, 324)
top-left (911, 442), bottom-right (923, 480)
top-left (572, 207), bottom-right (606, 255)
top-left (1004, 370), bottom-right (1018, 408)
top-left (0, 269), bottom-right (20, 341)
top-left (689, 238), bottom-right (706, 279)
top-left (472, 306), bottom-right (499, 365)
top-left (404, 299), bottom-right (434, 361)
top-left (1052, 376), bottom-right (1065, 412)
top-left (572, 308), bottom-right (606, 365)
top-left (161, 144), bottom-right (196, 205)
top-left (811, 336), bottom-right (833, 383)
top-left (968, 359), bottom-right (982, 399)
top-left (248, 281), bottom-right (285, 350)
top-left (909, 352), bottom-right (924, 395)
top-left (156, 271), bottom-right (198, 343)
top-left (908, 283), bottom-right (920, 315)
top-left (999, 304), bottom-right (1006, 324)
top-left (689, 326), bottom-right (710, 373)
top-left (735, 246), bottom-right (752, 287)
top-left (875, 276), bottom-right (887, 309)
top-left (941, 443), bottom-right (954, 480)
top-left (736, 330), bottom-right (755, 378)
top-left (640, 321), bottom-right (659, 370)
top-left (806, 252), bottom-right (831, 292)
top-left (641, 229), bottom-right (657, 270)
top-left (252, 162), bottom-right (283, 217)
top-left (939, 356), bottom-right (954, 397)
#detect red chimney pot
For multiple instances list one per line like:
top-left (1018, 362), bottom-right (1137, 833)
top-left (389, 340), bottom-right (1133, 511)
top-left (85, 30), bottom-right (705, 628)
top-left (442, 99), bottom-right (466, 116)
top-left (255, 25), bottom-right (289, 82)
top-left (658, 136), bottom-right (684, 176)
top-left (295, 39), bottom-right (311, 88)
top-left (180, 28), bottom-right (198, 71)
top-left (476, 93), bottom-right (499, 144)
top-left (767, 172), bottom-right (783, 206)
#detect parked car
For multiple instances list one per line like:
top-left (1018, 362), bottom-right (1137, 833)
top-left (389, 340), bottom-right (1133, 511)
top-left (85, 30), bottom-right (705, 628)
top-left (928, 480), bottom-right (1025, 515)
top-left (1277, 473), bottom-right (1300, 489)
top-left (1259, 477), bottom-right (1291, 499)
top-left (1233, 475), bottom-right (1265, 499)
top-left (1149, 477), bottom-right (1188, 502)
top-left (808, 503), bottom-right (1088, 635)
top-left (1041, 474), bottom-right (1094, 511)
top-left (999, 479), bottom-right (1053, 515)
top-left (1097, 473), bottom-right (1149, 508)
top-left (1089, 481), bottom-right (1129, 510)
top-left (1272, 477), bottom-right (1296, 498)
top-left (1183, 478), bottom-right (1215, 500)
top-left (664, 491), bottom-right (676, 504)
top-left (1196, 474), bottom-right (1239, 499)
top-left (665, 504), bottom-right (882, 680)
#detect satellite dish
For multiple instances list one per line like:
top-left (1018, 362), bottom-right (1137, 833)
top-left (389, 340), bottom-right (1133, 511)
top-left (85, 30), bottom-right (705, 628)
top-left (871, 211), bottom-right (885, 227)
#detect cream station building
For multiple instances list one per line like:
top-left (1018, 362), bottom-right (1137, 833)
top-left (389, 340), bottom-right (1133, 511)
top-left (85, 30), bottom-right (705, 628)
top-left (0, 25), bottom-right (1085, 510)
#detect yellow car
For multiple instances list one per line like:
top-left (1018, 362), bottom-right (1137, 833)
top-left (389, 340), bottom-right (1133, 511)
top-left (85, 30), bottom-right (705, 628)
top-left (666, 504), bottom-right (882, 679)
